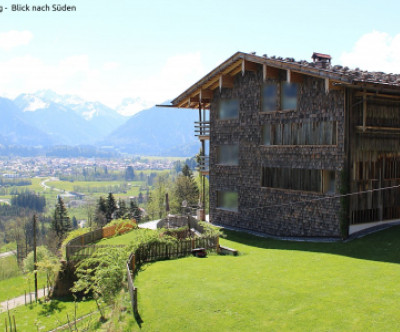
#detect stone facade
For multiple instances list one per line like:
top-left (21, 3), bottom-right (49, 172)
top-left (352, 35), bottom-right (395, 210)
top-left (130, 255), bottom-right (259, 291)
top-left (171, 51), bottom-right (400, 238)
top-left (209, 70), bottom-right (346, 237)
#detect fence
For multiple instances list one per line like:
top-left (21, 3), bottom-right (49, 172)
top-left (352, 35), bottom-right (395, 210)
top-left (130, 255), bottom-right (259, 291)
top-left (125, 234), bottom-right (219, 317)
top-left (65, 222), bottom-right (136, 261)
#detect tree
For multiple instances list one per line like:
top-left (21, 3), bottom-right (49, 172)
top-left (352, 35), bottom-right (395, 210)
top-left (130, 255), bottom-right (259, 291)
top-left (129, 199), bottom-right (140, 222)
top-left (138, 192), bottom-right (144, 204)
top-left (106, 193), bottom-right (118, 224)
top-left (115, 199), bottom-right (128, 219)
top-left (72, 216), bottom-right (78, 229)
top-left (72, 246), bottom-right (127, 304)
top-left (125, 166), bottom-right (135, 181)
top-left (171, 174), bottom-right (199, 213)
top-left (181, 164), bottom-right (193, 177)
top-left (51, 196), bottom-right (71, 241)
top-left (23, 246), bottom-right (60, 288)
top-left (146, 174), bottom-right (171, 219)
top-left (11, 191), bottom-right (46, 212)
top-left (95, 196), bottom-right (107, 227)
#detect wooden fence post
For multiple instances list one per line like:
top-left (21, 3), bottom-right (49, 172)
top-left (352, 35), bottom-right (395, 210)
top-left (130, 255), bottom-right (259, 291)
top-left (131, 254), bottom-right (135, 272)
top-left (133, 287), bottom-right (138, 315)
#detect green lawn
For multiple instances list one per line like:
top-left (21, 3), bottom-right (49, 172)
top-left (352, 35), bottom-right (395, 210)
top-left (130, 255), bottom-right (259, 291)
top-left (0, 255), bottom-right (21, 281)
top-left (0, 241), bottom-right (16, 254)
top-left (132, 226), bottom-right (400, 331)
top-left (0, 272), bottom-right (47, 302)
top-left (0, 297), bottom-right (98, 332)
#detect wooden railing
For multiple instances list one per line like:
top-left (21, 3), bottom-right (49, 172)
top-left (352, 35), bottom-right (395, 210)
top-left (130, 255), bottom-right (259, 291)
top-left (194, 121), bottom-right (210, 138)
top-left (197, 155), bottom-right (210, 174)
top-left (65, 222), bottom-right (136, 261)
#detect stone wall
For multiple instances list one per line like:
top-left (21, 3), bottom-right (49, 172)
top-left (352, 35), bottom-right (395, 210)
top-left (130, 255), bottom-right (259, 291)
top-left (209, 69), bottom-right (346, 237)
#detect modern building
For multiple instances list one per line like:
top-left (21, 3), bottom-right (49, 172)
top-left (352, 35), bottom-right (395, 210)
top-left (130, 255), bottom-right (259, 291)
top-left (170, 51), bottom-right (400, 238)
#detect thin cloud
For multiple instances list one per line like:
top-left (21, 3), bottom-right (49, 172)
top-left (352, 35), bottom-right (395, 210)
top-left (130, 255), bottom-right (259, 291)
top-left (125, 52), bottom-right (206, 106)
top-left (0, 30), bottom-right (33, 50)
top-left (340, 31), bottom-right (400, 73)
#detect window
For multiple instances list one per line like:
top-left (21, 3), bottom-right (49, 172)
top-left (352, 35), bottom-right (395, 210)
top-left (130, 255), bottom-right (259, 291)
top-left (262, 83), bottom-right (278, 112)
top-left (217, 191), bottom-right (238, 212)
top-left (262, 124), bottom-right (271, 145)
top-left (261, 82), bottom-right (298, 112)
top-left (261, 167), bottom-right (335, 193)
top-left (218, 99), bottom-right (239, 120)
top-left (262, 121), bottom-right (337, 146)
top-left (281, 82), bottom-right (298, 110)
top-left (322, 170), bottom-right (336, 194)
top-left (217, 144), bottom-right (239, 165)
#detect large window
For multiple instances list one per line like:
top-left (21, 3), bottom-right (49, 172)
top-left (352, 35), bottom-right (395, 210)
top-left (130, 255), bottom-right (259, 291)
top-left (218, 99), bottom-right (239, 120)
top-left (217, 144), bottom-right (239, 165)
top-left (262, 84), bottom-right (278, 112)
top-left (261, 167), bottom-right (336, 193)
top-left (281, 82), bottom-right (298, 110)
top-left (262, 121), bottom-right (337, 146)
top-left (217, 191), bottom-right (238, 212)
top-left (261, 82), bottom-right (298, 112)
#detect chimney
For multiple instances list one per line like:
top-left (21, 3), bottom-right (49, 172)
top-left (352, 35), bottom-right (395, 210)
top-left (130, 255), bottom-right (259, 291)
top-left (312, 52), bottom-right (331, 69)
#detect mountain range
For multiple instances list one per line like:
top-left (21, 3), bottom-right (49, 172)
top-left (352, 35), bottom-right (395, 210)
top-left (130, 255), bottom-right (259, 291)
top-left (0, 91), bottom-right (199, 156)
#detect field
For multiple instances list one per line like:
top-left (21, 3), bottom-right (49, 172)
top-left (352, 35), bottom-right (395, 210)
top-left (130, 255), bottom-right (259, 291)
top-left (131, 226), bottom-right (400, 331)
top-left (0, 255), bottom-right (21, 281)
top-left (0, 272), bottom-right (47, 303)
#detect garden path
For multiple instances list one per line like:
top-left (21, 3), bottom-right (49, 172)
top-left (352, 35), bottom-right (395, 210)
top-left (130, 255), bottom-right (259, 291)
top-left (0, 250), bottom-right (16, 259)
top-left (0, 288), bottom-right (49, 312)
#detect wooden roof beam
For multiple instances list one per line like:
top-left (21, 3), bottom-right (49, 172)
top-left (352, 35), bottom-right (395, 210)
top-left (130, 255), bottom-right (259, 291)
top-left (200, 89), bottom-right (213, 102)
top-left (219, 74), bottom-right (234, 91)
top-left (189, 95), bottom-right (199, 105)
top-left (287, 70), bottom-right (304, 84)
top-left (263, 64), bottom-right (280, 81)
top-left (242, 60), bottom-right (259, 76)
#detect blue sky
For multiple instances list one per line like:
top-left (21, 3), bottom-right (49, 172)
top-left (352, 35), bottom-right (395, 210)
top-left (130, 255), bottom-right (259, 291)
top-left (1, 0), bottom-right (400, 112)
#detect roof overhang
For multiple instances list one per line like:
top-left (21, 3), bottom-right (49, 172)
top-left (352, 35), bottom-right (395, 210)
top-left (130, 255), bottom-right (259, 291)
top-left (170, 51), bottom-right (400, 109)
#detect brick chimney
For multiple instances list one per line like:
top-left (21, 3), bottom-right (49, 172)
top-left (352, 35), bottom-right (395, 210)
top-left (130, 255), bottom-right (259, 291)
top-left (312, 52), bottom-right (331, 69)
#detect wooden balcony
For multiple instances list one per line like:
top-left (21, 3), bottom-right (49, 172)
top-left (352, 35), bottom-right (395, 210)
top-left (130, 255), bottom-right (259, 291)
top-left (194, 121), bottom-right (210, 140)
top-left (197, 155), bottom-right (209, 175)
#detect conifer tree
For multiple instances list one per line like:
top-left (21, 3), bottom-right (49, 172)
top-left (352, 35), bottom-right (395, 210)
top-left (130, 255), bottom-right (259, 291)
top-left (105, 193), bottom-right (117, 224)
top-left (51, 196), bottom-right (70, 239)
top-left (95, 196), bottom-right (107, 227)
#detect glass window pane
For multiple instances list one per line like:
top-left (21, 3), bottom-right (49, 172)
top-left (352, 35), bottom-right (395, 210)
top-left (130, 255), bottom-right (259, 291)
top-left (271, 124), bottom-right (282, 145)
top-left (218, 144), bottom-right (239, 165)
top-left (219, 99), bottom-right (239, 120)
top-left (262, 84), bottom-right (277, 112)
top-left (262, 124), bottom-right (271, 145)
top-left (281, 82), bottom-right (298, 110)
top-left (282, 123), bottom-right (292, 145)
top-left (217, 191), bottom-right (238, 212)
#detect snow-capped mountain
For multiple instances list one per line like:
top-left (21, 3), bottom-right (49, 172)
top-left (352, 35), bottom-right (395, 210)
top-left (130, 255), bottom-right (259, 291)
top-left (116, 97), bottom-right (154, 116)
top-left (13, 91), bottom-right (128, 145)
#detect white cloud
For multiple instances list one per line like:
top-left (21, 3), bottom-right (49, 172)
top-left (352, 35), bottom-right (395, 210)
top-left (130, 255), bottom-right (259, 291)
top-left (123, 52), bottom-right (206, 106)
top-left (0, 54), bottom-right (95, 98)
top-left (340, 31), bottom-right (400, 73)
top-left (0, 30), bottom-right (33, 50)
top-left (102, 61), bottom-right (119, 71)
top-left (0, 51), bottom-right (207, 110)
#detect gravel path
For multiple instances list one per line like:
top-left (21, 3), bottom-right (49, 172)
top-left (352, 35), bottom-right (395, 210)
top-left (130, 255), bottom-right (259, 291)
top-left (0, 250), bottom-right (16, 259)
top-left (139, 219), bottom-right (160, 230)
top-left (0, 288), bottom-right (50, 312)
